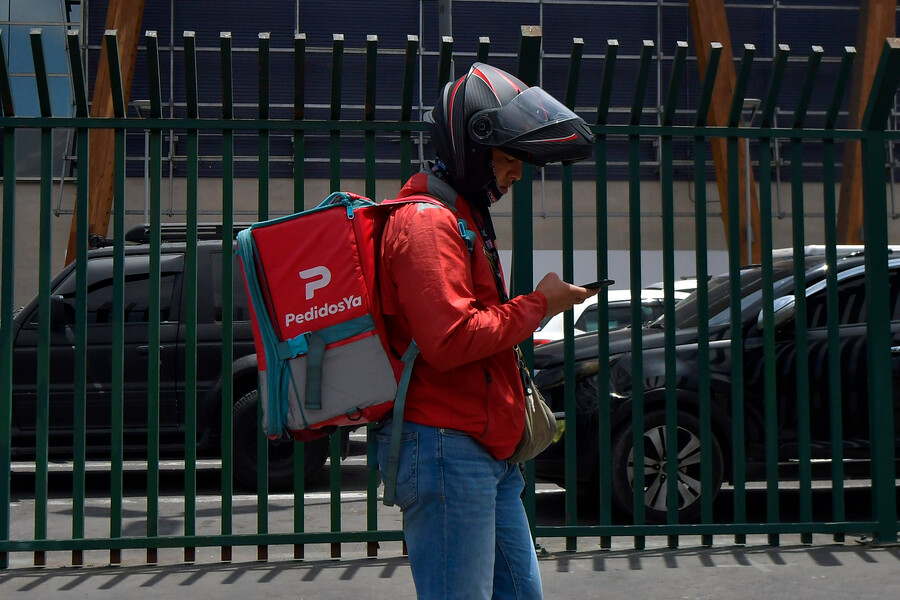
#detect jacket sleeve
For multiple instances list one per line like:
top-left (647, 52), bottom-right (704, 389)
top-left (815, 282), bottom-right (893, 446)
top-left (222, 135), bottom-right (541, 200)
top-left (384, 204), bottom-right (547, 370)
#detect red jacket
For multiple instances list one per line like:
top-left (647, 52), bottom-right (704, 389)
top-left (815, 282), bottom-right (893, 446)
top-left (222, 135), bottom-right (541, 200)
top-left (379, 170), bottom-right (547, 460)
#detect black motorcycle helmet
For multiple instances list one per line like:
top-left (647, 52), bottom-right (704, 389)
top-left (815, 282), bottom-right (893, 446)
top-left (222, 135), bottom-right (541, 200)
top-left (425, 62), bottom-right (594, 203)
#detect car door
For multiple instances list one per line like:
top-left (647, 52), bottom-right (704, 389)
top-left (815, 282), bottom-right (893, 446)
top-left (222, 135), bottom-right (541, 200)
top-left (12, 252), bottom-right (183, 449)
top-left (768, 263), bottom-right (900, 458)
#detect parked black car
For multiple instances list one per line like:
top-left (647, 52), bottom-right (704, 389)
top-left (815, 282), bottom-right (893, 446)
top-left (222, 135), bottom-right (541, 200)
top-left (532, 251), bottom-right (900, 523)
top-left (9, 225), bottom-right (333, 490)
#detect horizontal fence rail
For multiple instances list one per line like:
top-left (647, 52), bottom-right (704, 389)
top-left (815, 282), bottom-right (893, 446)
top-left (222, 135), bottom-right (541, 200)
top-left (0, 27), bottom-right (898, 569)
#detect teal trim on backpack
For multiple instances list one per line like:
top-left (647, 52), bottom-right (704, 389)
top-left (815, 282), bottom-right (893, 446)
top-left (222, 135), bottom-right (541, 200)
top-left (235, 228), bottom-right (287, 436)
top-left (275, 314), bottom-right (376, 361)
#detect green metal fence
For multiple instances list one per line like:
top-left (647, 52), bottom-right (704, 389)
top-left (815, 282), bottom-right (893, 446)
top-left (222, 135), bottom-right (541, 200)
top-left (0, 26), bottom-right (898, 568)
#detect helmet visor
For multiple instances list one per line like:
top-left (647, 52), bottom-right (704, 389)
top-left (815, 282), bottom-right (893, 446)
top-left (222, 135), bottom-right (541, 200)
top-left (470, 87), bottom-right (580, 145)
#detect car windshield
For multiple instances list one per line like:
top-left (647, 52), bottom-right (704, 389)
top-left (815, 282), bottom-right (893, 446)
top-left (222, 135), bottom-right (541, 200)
top-left (656, 262), bottom-right (798, 329)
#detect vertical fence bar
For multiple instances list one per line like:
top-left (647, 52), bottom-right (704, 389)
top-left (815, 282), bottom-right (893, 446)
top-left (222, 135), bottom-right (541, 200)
top-left (628, 40), bottom-right (654, 550)
top-left (823, 47), bottom-right (856, 544)
top-left (860, 38), bottom-right (900, 545)
top-left (661, 41), bottom-right (687, 549)
top-left (293, 33), bottom-right (306, 212)
top-left (364, 35), bottom-right (378, 199)
top-left (104, 28), bottom-right (128, 566)
top-left (437, 36), bottom-right (454, 89)
top-left (29, 28), bottom-right (52, 568)
top-left (399, 35), bottom-right (418, 185)
top-left (183, 30), bottom-right (200, 564)
top-left (512, 26), bottom-right (541, 540)
top-left (329, 33), bottom-right (344, 193)
top-left (791, 46), bottom-right (823, 545)
top-left (725, 44), bottom-right (755, 546)
top-left (561, 37), bottom-right (583, 553)
top-left (66, 29), bottom-right (89, 567)
top-left (327, 33), bottom-right (346, 561)
top-left (594, 39), bottom-right (618, 550)
top-left (144, 29), bottom-right (163, 565)
top-left (694, 42), bottom-right (720, 548)
top-left (219, 31), bottom-right (235, 564)
top-left (758, 43), bottom-right (790, 547)
top-left (0, 29), bottom-right (14, 570)
top-left (512, 24), bottom-right (541, 353)
top-left (290, 32), bottom-right (307, 561)
top-left (256, 31), bottom-right (271, 563)
top-left (363, 33), bottom-right (380, 558)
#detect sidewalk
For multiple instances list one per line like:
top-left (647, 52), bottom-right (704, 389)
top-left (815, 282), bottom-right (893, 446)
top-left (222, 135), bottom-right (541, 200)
top-left (1, 536), bottom-right (899, 599)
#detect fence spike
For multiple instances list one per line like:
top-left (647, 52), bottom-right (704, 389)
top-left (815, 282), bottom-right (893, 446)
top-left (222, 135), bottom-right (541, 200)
top-left (824, 47), bottom-right (856, 130)
top-left (861, 38), bottom-right (900, 132)
top-left (30, 29), bottom-right (52, 118)
top-left (661, 41), bottom-right (688, 127)
top-left (695, 42), bottom-right (722, 127)
top-left (629, 40), bottom-right (654, 126)
top-left (760, 44), bottom-right (790, 129)
top-left (727, 44), bottom-right (756, 128)
top-left (477, 37), bottom-right (491, 63)
top-left (105, 30), bottom-right (127, 119)
top-left (792, 46), bottom-right (824, 129)
top-left (565, 39), bottom-right (584, 110)
top-left (330, 34), bottom-right (344, 122)
top-left (221, 33), bottom-right (234, 119)
top-left (596, 40), bottom-right (619, 126)
top-left (259, 32), bottom-right (270, 120)
top-left (293, 33), bottom-right (306, 121)
top-left (66, 31), bottom-right (86, 118)
top-left (145, 31), bottom-right (162, 119)
top-left (438, 36), bottom-right (454, 89)
top-left (365, 35), bottom-right (378, 121)
top-left (517, 26), bottom-right (541, 87)
top-left (183, 32), bottom-right (198, 120)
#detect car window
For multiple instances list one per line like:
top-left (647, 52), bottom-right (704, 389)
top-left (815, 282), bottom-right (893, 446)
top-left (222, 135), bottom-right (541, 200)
top-left (210, 250), bottom-right (252, 322)
top-left (598, 303), bottom-right (658, 331)
top-left (34, 256), bottom-right (180, 326)
top-left (807, 268), bottom-right (900, 328)
top-left (668, 263), bottom-right (796, 329)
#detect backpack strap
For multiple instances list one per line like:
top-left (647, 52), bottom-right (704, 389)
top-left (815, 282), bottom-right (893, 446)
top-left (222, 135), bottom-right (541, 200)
top-left (382, 340), bottom-right (419, 507)
top-left (379, 194), bottom-right (473, 505)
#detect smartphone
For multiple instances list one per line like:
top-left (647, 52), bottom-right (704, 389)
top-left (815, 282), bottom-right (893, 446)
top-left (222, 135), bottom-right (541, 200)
top-left (580, 279), bottom-right (615, 290)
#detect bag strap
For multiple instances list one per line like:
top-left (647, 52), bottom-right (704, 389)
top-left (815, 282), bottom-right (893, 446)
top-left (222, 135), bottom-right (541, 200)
top-left (382, 340), bottom-right (419, 507)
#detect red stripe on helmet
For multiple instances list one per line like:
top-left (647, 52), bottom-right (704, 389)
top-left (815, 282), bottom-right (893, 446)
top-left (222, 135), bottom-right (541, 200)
top-left (471, 67), bottom-right (501, 102)
top-left (521, 133), bottom-right (579, 144)
top-left (447, 76), bottom-right (466, 156)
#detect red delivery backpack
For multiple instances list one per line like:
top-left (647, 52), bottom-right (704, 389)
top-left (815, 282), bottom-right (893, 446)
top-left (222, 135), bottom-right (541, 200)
top-left (235, 192), bottom-right (475, 502)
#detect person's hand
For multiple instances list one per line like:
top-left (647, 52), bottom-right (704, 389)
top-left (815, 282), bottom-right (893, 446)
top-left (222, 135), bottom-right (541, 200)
top-left (535, 272), bottom-right (599, 318)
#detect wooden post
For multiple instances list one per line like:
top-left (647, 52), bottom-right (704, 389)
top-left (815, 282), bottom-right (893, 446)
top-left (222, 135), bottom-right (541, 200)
top-left (836, 0), bottom-right (897, 245)
top-left (64, 0), bottom-right (145, 265)
top-left (689, 0), bottom-right (762, 265)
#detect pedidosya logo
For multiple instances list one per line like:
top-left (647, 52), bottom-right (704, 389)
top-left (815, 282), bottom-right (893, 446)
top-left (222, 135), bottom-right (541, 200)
top-left (284, 266), bottom-right (362, 328)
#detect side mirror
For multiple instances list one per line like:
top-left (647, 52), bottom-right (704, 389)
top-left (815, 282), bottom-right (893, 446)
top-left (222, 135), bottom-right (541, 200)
top-left (757, 295), bottom-right (795, 329)
top-left (49, 294), bottom-right (71, 331)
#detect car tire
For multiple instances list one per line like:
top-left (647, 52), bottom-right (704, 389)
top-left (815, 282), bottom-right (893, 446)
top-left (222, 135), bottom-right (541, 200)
top-left (230, 389), bottom-right (330, 491)
top-left (610, 408), bottom-right (723, 524)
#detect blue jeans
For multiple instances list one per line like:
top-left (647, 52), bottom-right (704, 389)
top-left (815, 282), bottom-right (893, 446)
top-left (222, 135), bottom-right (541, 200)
top-left (377, 420), bottom-right (543, 600)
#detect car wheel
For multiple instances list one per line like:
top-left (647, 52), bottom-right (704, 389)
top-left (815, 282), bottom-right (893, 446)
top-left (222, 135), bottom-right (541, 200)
top-left (610, 409), bottom-right (723, 524)
top-left (230, 389), bottom-right (330, 491)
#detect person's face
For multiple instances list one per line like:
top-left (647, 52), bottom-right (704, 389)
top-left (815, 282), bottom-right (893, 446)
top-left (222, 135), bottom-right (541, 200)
top-left (491, 148), bottom-right (522, 195)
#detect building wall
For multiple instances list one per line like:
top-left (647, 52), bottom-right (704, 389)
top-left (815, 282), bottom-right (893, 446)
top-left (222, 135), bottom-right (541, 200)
top-left (6, 176), bottom-right (895, 309)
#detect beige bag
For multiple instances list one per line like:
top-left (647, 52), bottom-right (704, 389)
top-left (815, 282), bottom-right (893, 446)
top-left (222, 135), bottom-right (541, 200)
top-left (507, 350), bottom-right (559, 464)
